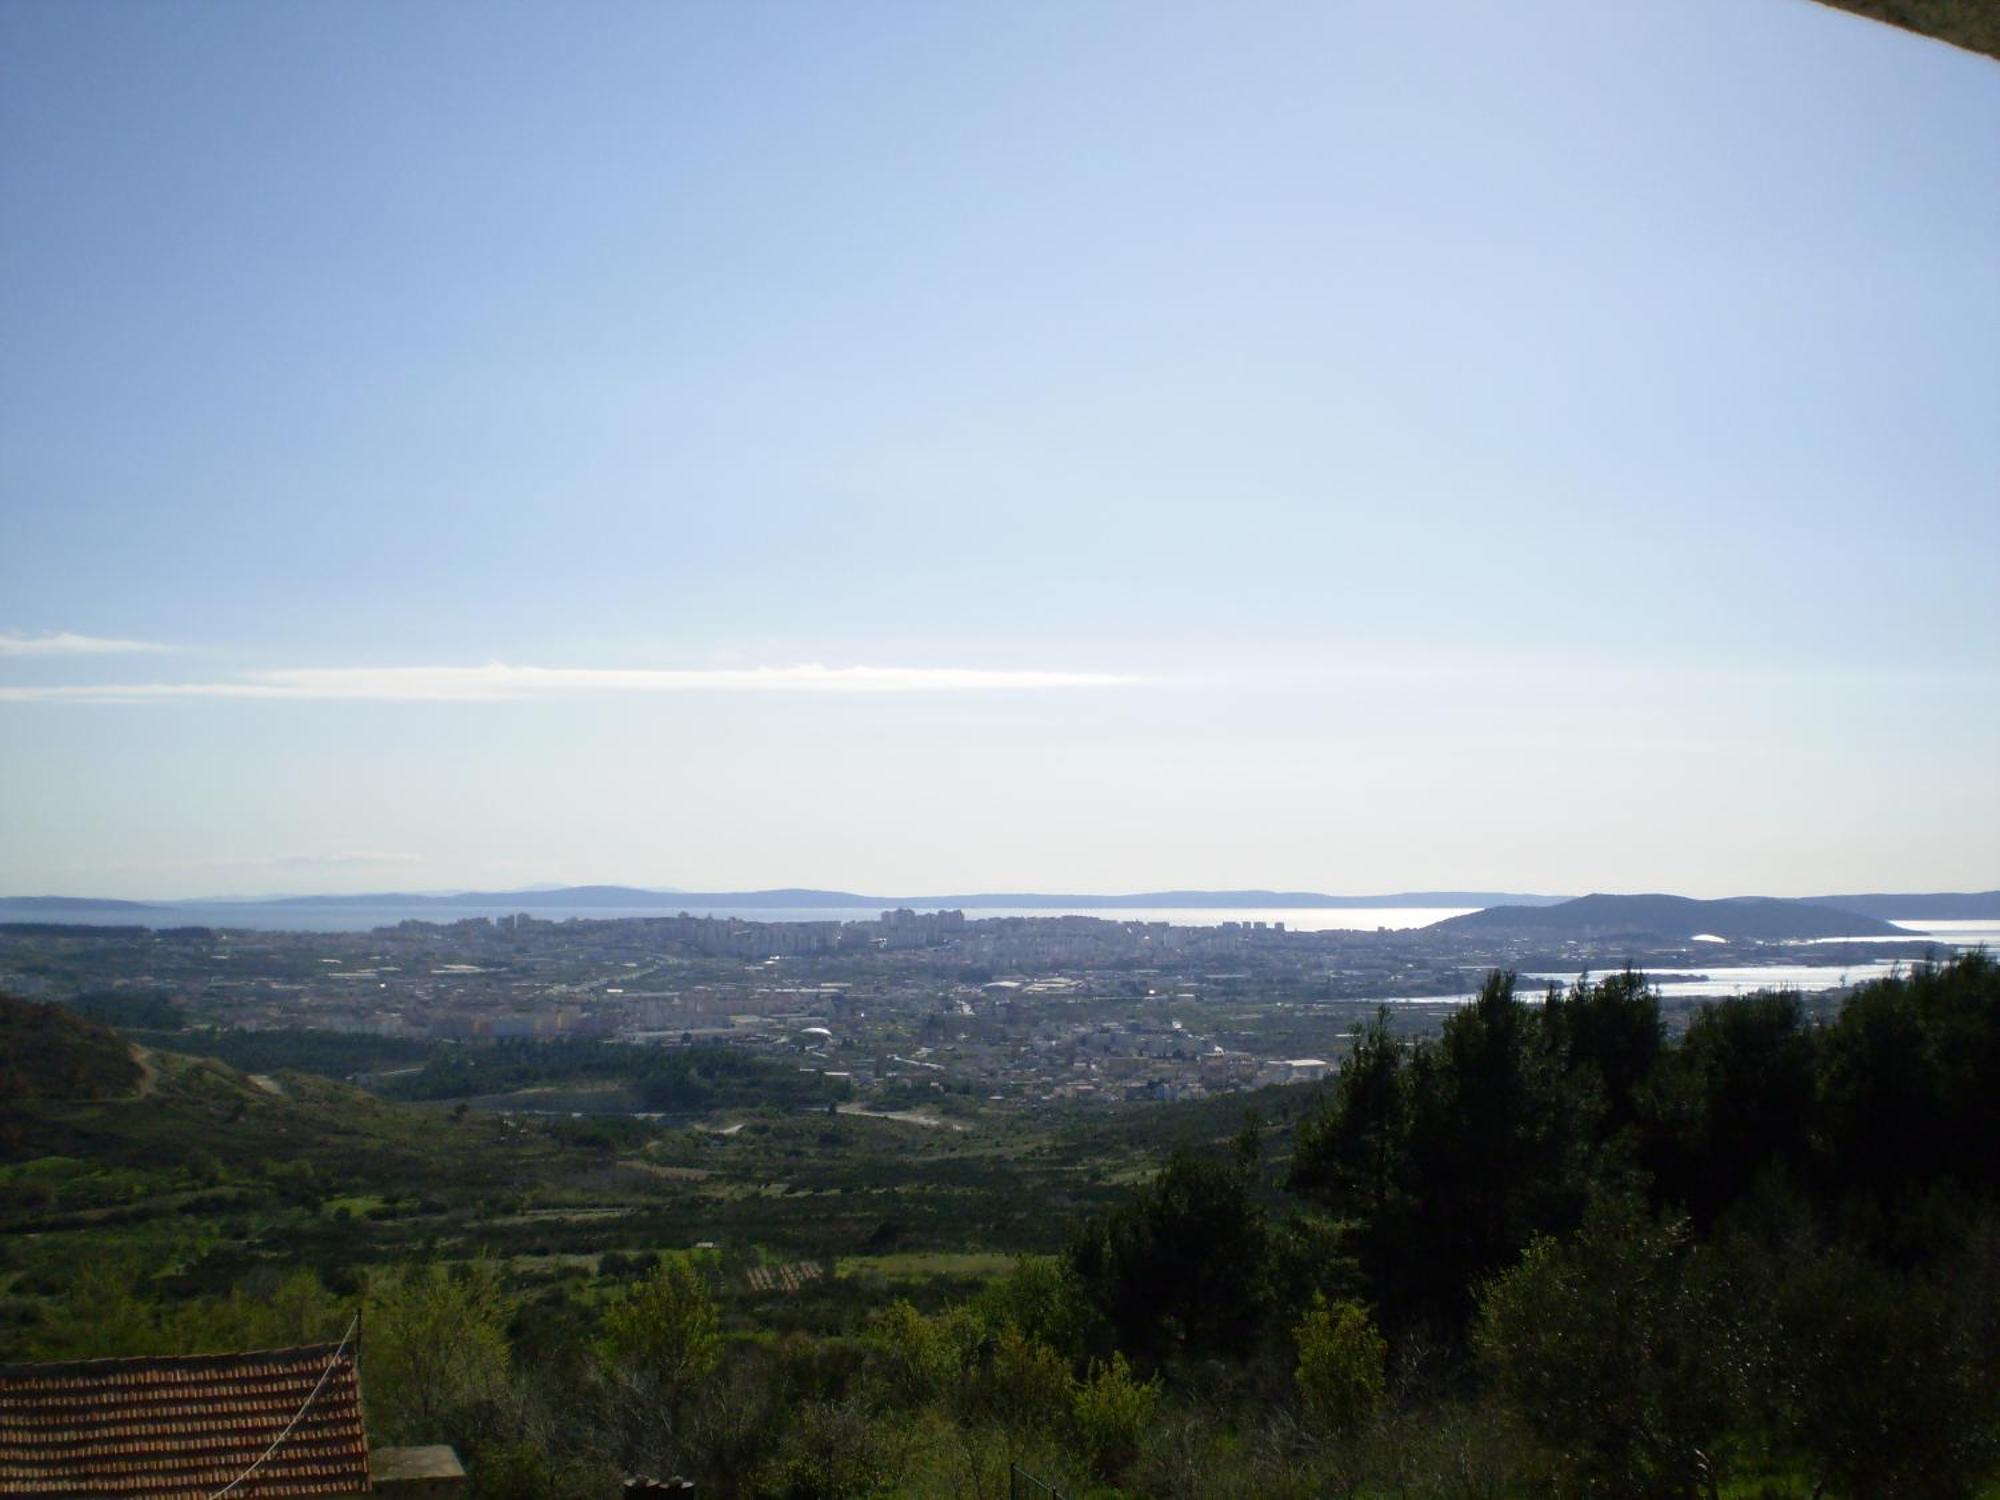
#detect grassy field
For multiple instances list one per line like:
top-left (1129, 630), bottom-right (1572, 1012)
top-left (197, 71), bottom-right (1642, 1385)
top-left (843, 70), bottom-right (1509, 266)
top-left (835, 1251), bottom-right (1018, 1282)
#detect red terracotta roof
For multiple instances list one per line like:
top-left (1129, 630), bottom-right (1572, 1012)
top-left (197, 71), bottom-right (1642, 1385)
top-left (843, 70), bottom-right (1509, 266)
top-left (0, 1341), bottom-right (370, 1498)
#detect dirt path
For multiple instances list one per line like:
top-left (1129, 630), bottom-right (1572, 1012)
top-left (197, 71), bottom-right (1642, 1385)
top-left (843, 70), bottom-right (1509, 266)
top-left (835, 1103), bottom-right (967, 1132)
top-left (129, 1045), bottom-right (158, 1098)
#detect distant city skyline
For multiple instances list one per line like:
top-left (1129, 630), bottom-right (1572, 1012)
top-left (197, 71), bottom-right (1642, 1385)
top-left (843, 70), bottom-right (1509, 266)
top-left (3, 1), bottom-right (1995, 901)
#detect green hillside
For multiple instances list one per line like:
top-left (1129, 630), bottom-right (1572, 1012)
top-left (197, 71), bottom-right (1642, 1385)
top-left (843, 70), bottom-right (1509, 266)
top-left (0, 990), bottom-right (1277, 1328)
top-left (0, 994), bottom-right (140, 1104)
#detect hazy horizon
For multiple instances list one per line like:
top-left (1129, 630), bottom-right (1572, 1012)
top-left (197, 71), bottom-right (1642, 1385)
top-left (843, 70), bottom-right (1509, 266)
top-left (6, 878), bottom-right (1995, 908)
top-left (4, 1), bottom-right (1995, 902)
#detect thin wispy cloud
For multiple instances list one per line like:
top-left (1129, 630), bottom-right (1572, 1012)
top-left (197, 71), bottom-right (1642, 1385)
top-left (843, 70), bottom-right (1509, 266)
top-left (0, 631), bottom-right (170, 657)
top-left (88, 851), bottom-right (425, 873)
top-left (0, 662), bottom-right (1144, 704)
top-left (261, 851), bottom-right (427, 868)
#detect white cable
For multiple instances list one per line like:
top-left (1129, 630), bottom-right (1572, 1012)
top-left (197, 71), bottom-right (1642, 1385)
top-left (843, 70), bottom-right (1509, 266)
top-left (205, 1315), bottom-right (361, 1500)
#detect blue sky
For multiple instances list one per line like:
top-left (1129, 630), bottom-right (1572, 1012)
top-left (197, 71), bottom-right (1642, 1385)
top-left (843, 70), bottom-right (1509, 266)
top-left (2, 0), bottom-right (1995, 899)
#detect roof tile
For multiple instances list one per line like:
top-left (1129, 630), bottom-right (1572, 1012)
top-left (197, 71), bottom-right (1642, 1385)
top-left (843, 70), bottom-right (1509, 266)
top-left (0, 1343), bottom-right (370, 1498)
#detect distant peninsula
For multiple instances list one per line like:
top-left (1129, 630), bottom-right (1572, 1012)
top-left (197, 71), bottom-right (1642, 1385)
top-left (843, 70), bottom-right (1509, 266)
top-left (1813, 891), bottom-right (2000, 921)
top-left (1436, 893), bottom-right (1908, 943)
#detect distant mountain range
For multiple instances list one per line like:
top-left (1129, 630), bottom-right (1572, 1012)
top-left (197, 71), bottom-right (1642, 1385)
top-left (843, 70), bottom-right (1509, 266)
top-left (0, 897), bottom-right (165, 912)
top-left (2, 885), bottom-right (1995, 930)
top-left (1, 885), bottom-right (1566, 914)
